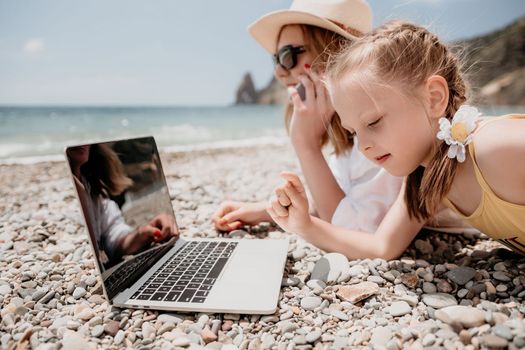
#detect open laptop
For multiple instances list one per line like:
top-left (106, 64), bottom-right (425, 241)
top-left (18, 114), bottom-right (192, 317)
top-left (65, 136), bottom-right (288, 314)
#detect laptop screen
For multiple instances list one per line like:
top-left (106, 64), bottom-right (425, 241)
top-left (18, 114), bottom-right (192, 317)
top-left (66, 136), bottom-right (179, 299)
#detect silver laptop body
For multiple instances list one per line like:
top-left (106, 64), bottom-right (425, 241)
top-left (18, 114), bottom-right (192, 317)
top-left (65, 136), bottom-right (288, 314)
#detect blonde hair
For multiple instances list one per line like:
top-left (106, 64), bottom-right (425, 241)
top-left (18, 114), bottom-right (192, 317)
top-left (325, 21), bottom-right (469, 220)
top-left (280, 24), bottom-right (354, 155)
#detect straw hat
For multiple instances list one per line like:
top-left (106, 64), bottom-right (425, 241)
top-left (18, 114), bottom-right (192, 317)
top-left (248, 0), bottom-right (373, 54)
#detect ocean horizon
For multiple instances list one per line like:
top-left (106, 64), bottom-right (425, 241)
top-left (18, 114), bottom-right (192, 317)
top-left (1, 104), bottom-right (523, 164)
top-left (0, 105), bottom-right (288, 164)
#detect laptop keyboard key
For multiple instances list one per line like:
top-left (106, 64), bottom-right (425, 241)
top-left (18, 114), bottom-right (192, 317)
top-left (195, 290), bottom-right (209, 297)
top-left (207, 258), bottom-right (229, 279)
top-left (151, 292), bottom-right (167, 301)
top-left (166, 292), bottom-right (181, 301)
top-left (178, 289), bottom-right (197, 303)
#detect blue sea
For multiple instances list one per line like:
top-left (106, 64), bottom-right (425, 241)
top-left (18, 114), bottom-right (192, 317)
top-left (0, 105), bottom-right (523, 164)
top-left (0, 105), bottom-right (287, 163)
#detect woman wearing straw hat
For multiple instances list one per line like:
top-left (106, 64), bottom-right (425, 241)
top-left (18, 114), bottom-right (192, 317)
top-left (212, 0), bottom-right (403, 232)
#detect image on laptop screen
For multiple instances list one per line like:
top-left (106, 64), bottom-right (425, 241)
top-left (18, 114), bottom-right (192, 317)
top-left (66, 137), bottom-right (179, 284)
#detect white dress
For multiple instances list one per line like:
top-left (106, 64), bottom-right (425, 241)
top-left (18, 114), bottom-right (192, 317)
top-left (327, 144), bottom-right (403, 232)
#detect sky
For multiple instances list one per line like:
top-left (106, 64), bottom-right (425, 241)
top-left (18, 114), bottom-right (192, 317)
top-left (0, 0), bottom-right (524, 106)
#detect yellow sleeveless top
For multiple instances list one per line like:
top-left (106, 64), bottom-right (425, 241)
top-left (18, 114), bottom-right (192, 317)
top-left (443, 114), bottom-right (525, 255)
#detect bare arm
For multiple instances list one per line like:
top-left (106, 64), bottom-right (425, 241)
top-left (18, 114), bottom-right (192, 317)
top-left (289, 73), bottom-right (344, 221)
top-left (293, 143), bottom-right (344, 221)
top-left (269, 173), bottom-right (424, 260)
top-left (212, 201), bottom-right (274, 231)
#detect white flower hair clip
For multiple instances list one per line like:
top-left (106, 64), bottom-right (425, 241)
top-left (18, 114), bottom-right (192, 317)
top-left (436, 105), bottom-right (481, 163)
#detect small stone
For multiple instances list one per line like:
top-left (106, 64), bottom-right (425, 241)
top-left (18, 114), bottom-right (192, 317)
top-left (306, 279), bottom-right (326, 290)
top-left (292, 249), bottom-right (306, 260)
top-left (514, 336), bottom-right (525, 348)
top-left (434, 306), bottom-right (486, 328)
top-left (398, 294), bottom-right (418, 307)
top-left (301, 296), bottom-right (322, 310)
top-left (423, 282), bottom-right (437, 294)
top-left (72, 287), bottom-right (86, 299)
top-left (104, 320), bottom-right (120, 336)
top-left (437, 280), bottom-right (453, 293)
top-left (39, 291), bottom-right (55, 304)
top-left (493, 271), bottom-right (511, 282)
top-left (172, 337), bottom-right (191, 347)
top-left (222, 320), bottom-right (233, 332)
top-left (336, 282), bottom-right (379, 304)
top-left (141, 321), bottom-right (155, 339)
top-left (422, 293), bottom-right (458, 309)
top-left (496, 284), bottom-right (507, 292)
top-left (114, 330), bottom-right (125, 345)
top-left (201, 328), bottom-right (217, 344)
top-left (367, 276), bottom-right (385, 285)
top-left (305, 330), bottom-right (322, 343)
top-left (400, 273), bottom-right (419, 289)
top-left (370, 326), bottom-right (392, 346)
top-left (91, 325), bottom-right (104, 338)
top-left (415, 239), bottom-right (433, 254)
top-left (31, 289), bottom-right (46, 302)
top-left (422, 333), bottom-right (436, 347)
top-left (485, 281), bottom-right (497, 295)
top-left (446, 267), bottom-right (476, 285)
top-left (157, 314), bottom-right (183, 324)
top-left (279, 321), bottom-right (298, 334)
top-left (388, 301), bottom-right (411, 317)
top-left (330, 309), bottom-right (349, 321)
top-left (493, 262), bottom-right (507, 271)
top-left (281, 276), bottom-right (300, 287)
top-left (310, 253), bottom-right (349, 283)
top-left (481, 334), bottom-right (508, 348)
top-left (62, 330), bottom-right (90, 350)
top-left (78, 308), bottom-right (95, 321)
top-left (459, 329), bottom-right (472, 345)
top-left (457, 289), bottom-right (469, 298)
top-left (84, 276), bottom-right (97, 287)
top-left (88, 295), bottom-right (105, 305)
top-left (492, 325), bottom-right (513, 340)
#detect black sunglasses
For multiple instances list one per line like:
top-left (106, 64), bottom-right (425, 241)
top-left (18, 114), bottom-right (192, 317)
top-left (272, 45), bottom-right (306, 70)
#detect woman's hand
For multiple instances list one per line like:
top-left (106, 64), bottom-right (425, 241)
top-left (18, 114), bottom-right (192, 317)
top-left (266, 172), bottom-right (313, 234)
top-left (120, 213), bottom-right (178, 255)
top-left (212, 201), bottom-right (271, 232)
top-left (288, 68), bottom-right (335, 149)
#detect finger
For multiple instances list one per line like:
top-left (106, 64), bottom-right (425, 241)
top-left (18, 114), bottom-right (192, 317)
top-left (275, 188), bottom-right (291, 207)
top-left (280, 172), bottom-right (306, 193)
top-left (282, 181), bottom-right (308, 212)
top-left (221, 209), bottom-right (242, 224)
top-left (266, 206), bottom-right (280, 223)
top-left (214, 219), bottom-right (232, 231)
top-left (153, 229), bottom-right (162, 242)
top-left (287, 86), bottom-right (304, 111)
top-left (226, 221), bottom-right (243, 231)
top-left (271, 198), bottom-right (289, 217)
top-left (211, 202), bottom-right (233, 224)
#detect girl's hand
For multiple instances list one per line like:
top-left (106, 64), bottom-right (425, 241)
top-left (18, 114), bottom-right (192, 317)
top-left (212, 201), bottom-right (270, 232)
top-left (288, 67), bottom-right (335, 149)
top-left (266, 172), bottom-right (312, 234)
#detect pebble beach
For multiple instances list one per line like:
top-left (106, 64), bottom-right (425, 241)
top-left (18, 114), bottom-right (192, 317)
top-left (1, 144), bottom-right (524, 350)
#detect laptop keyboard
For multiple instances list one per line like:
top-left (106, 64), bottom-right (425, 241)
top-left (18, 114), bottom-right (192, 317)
top-left (105, 243), bottom-right (166, 297)
top-left (130, 241), bottom-right (238, 303)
